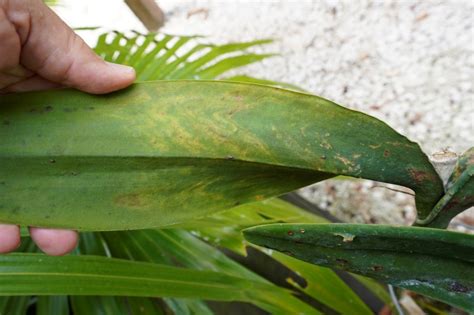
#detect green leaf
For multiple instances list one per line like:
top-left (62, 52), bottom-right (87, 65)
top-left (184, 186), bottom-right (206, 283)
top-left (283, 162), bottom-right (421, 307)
top-left (0, 81), bottom-right (442, 230)
top-left (224, 75), bottom-right (307, 92)
top-left (101, 230), bottom-right (216, 315)
top-left (0, 254), bottom-right (281, 301)
top-left (351, 275), bottom-right (391, 305)
top-left (126, 297), bottom-right (165, 315)
top-left (70, 296), bottom-right (129, 315)
top-left (0, 296), bottom-right (30, 315)
top-left (101, 229), bottom-right (319, 315)
top-left (37, 296), bottom-right (69, 315)
top-left (243, 223), bottom-right (474, 311)
top-left (73, 232), bottom-right (164, 315)
top-left (178, 198), bottom-right (328, 254)
top-left (92, 31), bottom-right (274, 82)
top-left (418, 147), bottom-right (474, 228)
top-left (180, 199), bottom-right (374, 313)
top-left (270, 251), bottom-right (373, 315)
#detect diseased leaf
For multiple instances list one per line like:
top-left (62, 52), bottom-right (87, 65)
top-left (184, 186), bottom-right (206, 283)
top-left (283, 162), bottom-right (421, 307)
top-left (224, 75), bottom-right (307, 92)
top-left (418, 147), bottom-right (474, 228)
top-left (0, 81), bottom-right (442, 230)
top-left (243, 223), bottom-right (474, 311)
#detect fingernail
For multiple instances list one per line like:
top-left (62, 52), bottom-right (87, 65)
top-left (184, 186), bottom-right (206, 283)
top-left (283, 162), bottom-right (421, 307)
top-left (106, 62), bottom-right (136, 77)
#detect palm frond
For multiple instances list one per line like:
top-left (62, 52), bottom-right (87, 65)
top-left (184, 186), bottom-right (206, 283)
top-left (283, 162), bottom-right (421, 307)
top-left (91, 30), bottom-right (279, 83)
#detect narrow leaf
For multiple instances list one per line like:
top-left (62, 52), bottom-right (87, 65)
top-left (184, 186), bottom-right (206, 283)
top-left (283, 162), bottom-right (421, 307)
top-left (418, 147), bottom-right (473, 228)
top-left (102, 229), bottom-right (319, 315)
top-left (180, 199), bottom-right (374, 313)
top-left (243, 223), bottom-right (474, 311)
top-left (37, 296), bottom-right (69, 315)
top-left (0, 254), bottom-right (278, 302)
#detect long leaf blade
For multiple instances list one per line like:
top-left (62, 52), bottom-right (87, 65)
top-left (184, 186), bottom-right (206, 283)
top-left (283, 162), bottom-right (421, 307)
top-left (0, 81), bottom-right (442, 230)
top-left (243, 223), bottom-right (474, 311)
top-left (0, 254), bottom-right (274, 301)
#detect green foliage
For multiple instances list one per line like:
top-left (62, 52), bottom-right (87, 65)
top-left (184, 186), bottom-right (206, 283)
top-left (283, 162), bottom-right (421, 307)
top-left (0, 29), bottom-right (471, 313)
top-left (244, 224), bottom-right (474, 311)
top-left (0, 80), bottom-right (442, 230)
top-left (179, 199), bottom-right (373, 314)
top-left (93, 31), bottom-right (275, 82)
top-left (417, 147), bottom-right (474, 228)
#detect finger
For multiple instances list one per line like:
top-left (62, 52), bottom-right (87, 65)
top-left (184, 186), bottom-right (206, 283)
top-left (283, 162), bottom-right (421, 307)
top-left (0, 65), bottom-right (34, 92)
top-left (0, 7), bottom-right (21, 71)
top-left (29, 227), bottom-right (78, 256)
top-left (7, 0), bottom-right (135, 94)
top-left (2, 75), bottom-right (61, 93)
top-left (0, 224), bottom-right (21, 253)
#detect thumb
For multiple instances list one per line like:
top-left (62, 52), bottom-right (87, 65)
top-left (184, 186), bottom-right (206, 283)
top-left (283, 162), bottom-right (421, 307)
top-left (9, 0), bottom-right (135, 94)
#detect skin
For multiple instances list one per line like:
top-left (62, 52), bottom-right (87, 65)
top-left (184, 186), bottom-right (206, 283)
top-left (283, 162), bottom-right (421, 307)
top-left (0, 0), bottom-right (136, 255)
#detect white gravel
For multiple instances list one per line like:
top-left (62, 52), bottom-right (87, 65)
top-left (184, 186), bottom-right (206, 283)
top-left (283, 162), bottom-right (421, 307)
top-left (54, 0), bottom-right (473, 226)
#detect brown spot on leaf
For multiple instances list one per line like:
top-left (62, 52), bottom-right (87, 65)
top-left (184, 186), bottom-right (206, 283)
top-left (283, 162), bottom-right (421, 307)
top-left (383, 149), bottom-right (390, 157)
top-left (287, 230), bottom-right (294, 236)
top-left (408, 168), bottom-right (430, 184)
top-left (115, 193), bottom-right (146, 208)
top-left (371, 265), bottom-right (383, 272)
top-left (230, 90), bottom-right (244, 102)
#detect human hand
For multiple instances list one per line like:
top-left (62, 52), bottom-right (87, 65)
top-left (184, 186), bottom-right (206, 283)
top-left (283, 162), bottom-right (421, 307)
top-left (0, 0), bottom-right (136, 255)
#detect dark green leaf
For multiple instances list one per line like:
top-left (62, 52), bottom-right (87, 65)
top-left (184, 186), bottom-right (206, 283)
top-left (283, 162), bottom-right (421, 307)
top-left (243, 223), bottom-right (474, 311)
top-left (70, 296), bottom-right (129, 315)
top-left (418, 147), bottom-right (473, 228)
top-left (37, 296), bottom-right (68, 315)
